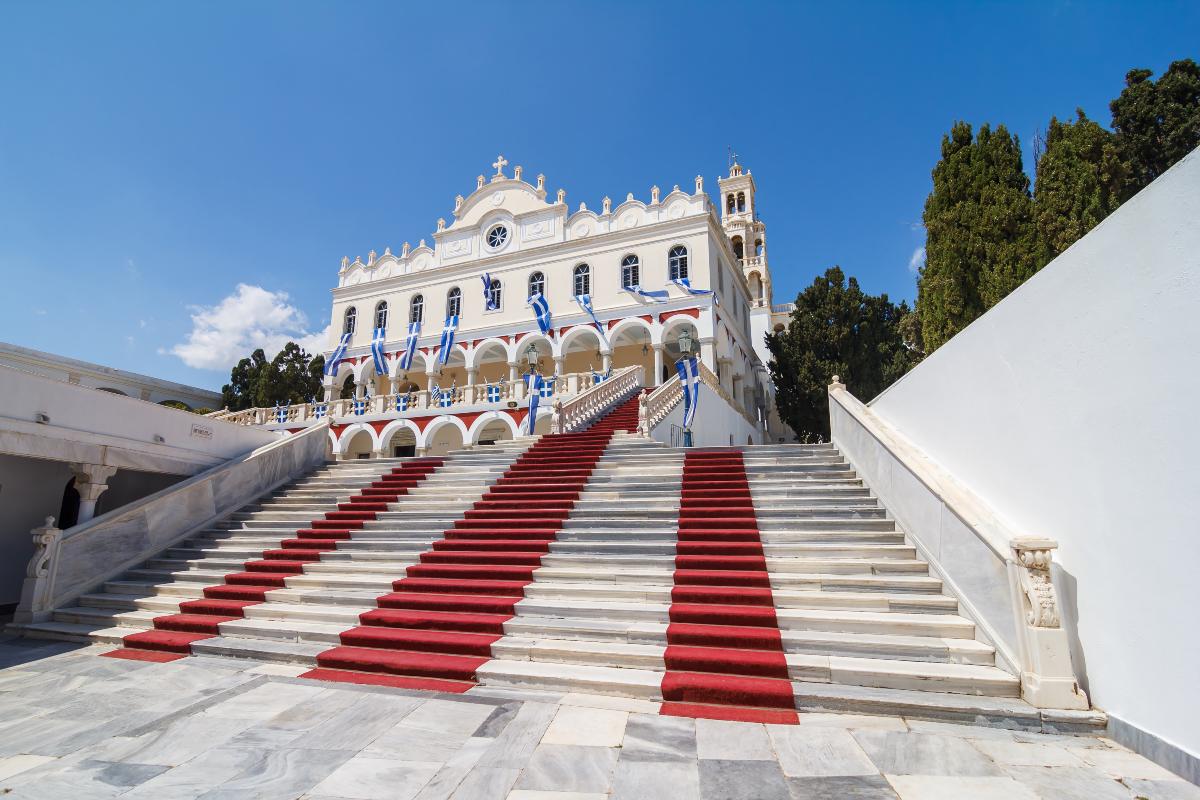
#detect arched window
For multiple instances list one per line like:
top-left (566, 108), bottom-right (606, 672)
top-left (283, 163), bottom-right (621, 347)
top-left (755, 238), bottom-right (764, 258)
top-left (409, 294), bottom-right (424, 324)
top-left (374, 301), bottom-right (388, 330)
top-left (726, 194), bottom-right (735, 214)
top-left (343, 306), bottom-right (357, 335)
top-left (731, 236), bottom-right (744, 262)
top-left (620, 254), bottom-right (640, 289)
top-left (528, 271), bottom-right (545, 297)
top-left (736, 192), bottom-right (746, 212)
top-left (446, 286), bottom-right (462, 318)
top-left (573, 263), bottom-right (591, 296)
top-left (487, 279), bottom-right (502, 310)
top-left (668, 246), bottom-right (688, 281)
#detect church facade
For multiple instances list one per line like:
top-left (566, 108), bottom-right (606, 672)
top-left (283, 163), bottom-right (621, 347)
top-left (225, 157), bottom-right (792, 457)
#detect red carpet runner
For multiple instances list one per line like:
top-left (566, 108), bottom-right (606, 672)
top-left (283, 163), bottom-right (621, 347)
top-left (103, 458), bottom-right (445, 662)
top-left (660, 449), bottom-right (800, 724)
top-left (300, 394), bottom-right (643, 692)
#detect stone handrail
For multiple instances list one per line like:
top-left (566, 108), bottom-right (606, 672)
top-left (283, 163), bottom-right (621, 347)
top-left (551, 365), bottom-right (643, 434)
top-left (10, 420), bottom-right (331, 626)
top-left (638, 374), bottom-right (683, 434)
top-left (827, 380), bottom-right (1088, 710)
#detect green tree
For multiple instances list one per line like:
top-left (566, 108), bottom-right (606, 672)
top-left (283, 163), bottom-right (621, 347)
top-left (1111, 59), bottom-right (1200, 196)
top-left (220, 348), bottom-right (268, 411)
top-left (917, 122), bottom-right (1037, 352)
top-left (767, 267), bottom-right (918, 440)
top-left (1034, 109), bottom-right (1128, 263)
top-left (219, 343), bottom-right (325, 410)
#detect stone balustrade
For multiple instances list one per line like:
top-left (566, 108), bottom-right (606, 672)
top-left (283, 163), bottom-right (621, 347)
top-left (551, 366), bottom-right (643, 434)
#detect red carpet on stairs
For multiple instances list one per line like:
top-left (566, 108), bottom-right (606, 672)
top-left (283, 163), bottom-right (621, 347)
top-left (300, 393), bottom-right (643, 691)
top-left (102, 458), bottom-right (446, 662)
top-left (660, 449), bottom-right (800, 724)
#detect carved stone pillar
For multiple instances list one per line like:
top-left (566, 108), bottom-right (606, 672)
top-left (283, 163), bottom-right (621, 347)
top-left (1008, 537), bottom-right (1090, 709)
top-left (601, 353), bottom-right (612, 373)
top-left (70, 463), bottom-right (118, 524)
top-left (466, 368), bottom-right (478, 404)
top-left (507, 361), bottom-right (519, 384)
top-left (700, 338), bottom-right (717, 374)
top-left (652, 344), bottom-right (664, 386)
top-left (354, 380), bottom-right (366, 400)
top-left (553, 356), bottom-right (564, 379)
top-left (637, 392), bottom-right (649, 435)
top-left (14, 517), bottom-right (63, 623)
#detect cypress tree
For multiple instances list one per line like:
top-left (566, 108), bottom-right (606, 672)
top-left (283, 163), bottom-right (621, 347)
top-left (1034, 109), bottom-right (1127, 263)
top-left (1111, 58), bottom-right (1200, 196)
top-left (917, 122), bottom-right (1036, 351)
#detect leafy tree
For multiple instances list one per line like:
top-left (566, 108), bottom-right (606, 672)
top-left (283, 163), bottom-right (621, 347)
top-left (767, 267), bottom-right (918, 440)
top-left (1034, 109), bottom-right (1128, 263)
top-left (219, 343), bottom-right (325, 410)
top-left (916, 122), bottom-right (1037, 351)
top-left (1111, 59), bottom-right (1200, 196)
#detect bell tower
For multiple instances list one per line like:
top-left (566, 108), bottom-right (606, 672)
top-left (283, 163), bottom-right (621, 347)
top-left (717, 160), bottom-right (771, 309)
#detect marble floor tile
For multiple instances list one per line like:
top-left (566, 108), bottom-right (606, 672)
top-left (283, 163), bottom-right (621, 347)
top-left (853, 730), bottom-right (1003, 777)
top-left (476, 702), bottom-right (558, 770)
top-left (506, 791), bottom-right (608, 800)
top-left (541, 706), bottom-right (628, 748)
top-left (696, 718), bottom-right (775, 761)
top-left (698, 758), bottom-right (791, 800)
top-left (196, 747), bottom-right (356, 800)
top-left (902, 719), bottom-right (1018, 741)
top-left (1071, 747), bottom-right (1183, 780)
top-left (1121, 777), bottom-right (1200, 799)
top-left (448, 766), bottom-right (521, 800)
top-left (120, 745), bottom-right (271, 800)
top-left (248, 663), bottom-right (311, 677)
top-left (201, 680), bottom-right (324, 721)
top-left (368, 720), bottom-right (473, 762)
top-left (885, 774), bottom-right (1041, 799)
top-left (514, 744), bottom-right (618, 794)
top-left (91, 711), bottom-right (257, 766)
top-left (619, 713), bottom-right (697, 762)
top-left (971, 738), bottom-right (1086, 767)
top-left (0, 753), bottom-right (56, 781)
top-left (3, 758), bottom-right (169, 800)
top-left (415, 736), bottom-right (493, 800)
top-left (405, 697), bottom-right (504, 736)
top-left (768, 725), bottom-right (878, 778)
top-left (476, 703), bottom-right (521, 738)
top-left (558, 692), bottom-right (660, 714)
top-left (800, 713), bottom-right (908, 731)
top-left (786, 774), bottom-right (900, 799)
top-left (289, 694), bottom-right (423, 751)
top-left (1000, 765), bottom-right (1136, 800)
top-left (309, 754), bottom-right (442, 800)
top-left (610, 759), bottom-right (700, 800)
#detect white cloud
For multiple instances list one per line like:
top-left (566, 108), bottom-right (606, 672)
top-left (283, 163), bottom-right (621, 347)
top-left (908, 246), bottom-right (926, 275)
top-left (167, 284), bottom-right (331, 371)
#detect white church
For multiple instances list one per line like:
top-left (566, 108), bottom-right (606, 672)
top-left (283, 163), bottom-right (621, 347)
top-left (215, 157), bottom-right (794, 457)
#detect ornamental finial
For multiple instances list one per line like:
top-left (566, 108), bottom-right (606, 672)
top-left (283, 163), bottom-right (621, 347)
top-left (491, 154), bottom-right (508, 178)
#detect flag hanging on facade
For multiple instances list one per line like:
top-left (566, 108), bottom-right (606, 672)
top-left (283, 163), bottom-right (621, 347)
top-left (625, 284), bottom-right (669, 303)
top-left (527, 373), bottom-right (544, 435)
top-left (671, 277), bottom-right (713, 296)
top-left (539, 375), bottom-right (556, 398)
top-left (675, 356), bottom-right (700, 429)
top-left (324, 332), bottom-right (352, 377)
top-left (398, 321), bottom-right (420, 372)
top-left (397, 394), bottom-right (409, 412)
top-left (352, 397), bottom-right (366, 416)
top-left (313, 400), bottom-right (327, 420)
top-left (528, 293), bottom-right (552, 334)
top-left (574, 294), bottom-right (608, 344)
top-left (438, 315), bottom-right (459, 366)
top-left (370, 327), bottom-right (388, 375)
top-left (481, 273), bottom-right (499, 311)
top-left (486, 382), bottom-right (501, 403)
top-left (275, 403), bottom-right (288, 424)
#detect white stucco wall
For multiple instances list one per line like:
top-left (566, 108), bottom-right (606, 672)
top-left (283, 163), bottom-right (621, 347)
top-left (652, 381), bottom-right (763, 448)
top-left (864, 149), bottom-right (1200, 767)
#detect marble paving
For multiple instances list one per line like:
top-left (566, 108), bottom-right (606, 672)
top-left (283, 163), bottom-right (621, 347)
top-left (0, 637), bottom-right (1194, 800)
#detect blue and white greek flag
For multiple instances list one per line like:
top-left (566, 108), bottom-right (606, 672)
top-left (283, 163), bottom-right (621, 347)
top-left (573, 294), bottom-right (608, 344)
top-left (481, 273), bottom-right (499, 310)
top-left (352, 397), bottom-right (366, 416)
top-left (439, 390), bottom-right (454, 408)
top-left (370, 327), bottom-right (388, 375)
top-left (398, 321), bottom-right (421, 372)
top-left (528, 293), bottom-right (552, 334)
top-left (486, 383), bottom-right (501, 403)
top-left (397, 394), bottom-right (409, 412)
top-left (275, 403), bottom-right (288, 423)
top-left (437, 316), bottom-right (458, 366)
top-left (591, 370), bottom-right (603, 385)
top-left (625, 284), bottom-right (669, 303)
top-left (539, 375), bottom-right (556, 398)
top-left (527, 373), bottom-right (544, 434)
top-left (671, 277), bottom-right (713, 296)
top-left (313, 401), bottom-right (327, 420)
top-left (324, 332), bottom-right (352, 377)
top-left (675, 356), bottom-right (700, 429)
top-left (430, 383), bottom-right (442, 405)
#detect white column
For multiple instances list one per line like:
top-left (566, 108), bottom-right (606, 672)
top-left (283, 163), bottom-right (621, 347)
top-left (508, 361), bottom-right (519, 383)
top-left (466, 368), bottom-right (478, 404)
top-left (553, 356), bottom-right (564, 378)
top-left (700, 338), bottom-right (717, 373)
top-left (652, 345), bottom-right (664, 386)
top-left (69, 463), bottom-right (119, 524)
top-left (354, 380), bottom-right (366, 400)
top-left (601, 353), bottom-right (612, 373)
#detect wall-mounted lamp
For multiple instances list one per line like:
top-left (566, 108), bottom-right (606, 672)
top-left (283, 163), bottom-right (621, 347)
top-left (34, 412), bottom-right (50, 424)
top-left (153, 434), bottom-right (166, 444)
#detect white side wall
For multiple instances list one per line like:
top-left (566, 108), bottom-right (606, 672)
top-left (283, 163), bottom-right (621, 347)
top-left (864, 150), bottom-right (1200, 771)
top-left (651, 381), bottom-right (762, 448)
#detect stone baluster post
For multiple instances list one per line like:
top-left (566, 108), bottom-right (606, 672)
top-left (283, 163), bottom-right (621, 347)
top-left (14, 517), bottom-right (63, 624)
top-left (652, 344), bottom-right (664, 386)
top-left (70, 463), bottom-right (118, 524)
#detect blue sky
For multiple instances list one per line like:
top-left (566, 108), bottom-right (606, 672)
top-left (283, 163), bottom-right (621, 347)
top-left (1, 1), bottom-right (1196, 390)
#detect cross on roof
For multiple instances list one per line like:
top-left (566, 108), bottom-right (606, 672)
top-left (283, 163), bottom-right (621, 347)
top-left (492, 154), bottom-right (508, 176)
